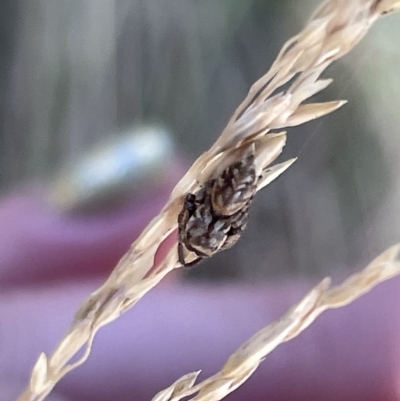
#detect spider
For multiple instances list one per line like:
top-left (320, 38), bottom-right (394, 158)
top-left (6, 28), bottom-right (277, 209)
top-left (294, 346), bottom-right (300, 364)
top-left (178, 151), bottom-right (258, 267)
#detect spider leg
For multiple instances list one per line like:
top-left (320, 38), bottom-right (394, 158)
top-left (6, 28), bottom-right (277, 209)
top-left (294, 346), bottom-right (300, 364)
top-left (182, 255), bottom-right (204, 268)
top-left (178, 242), bottom-right (204, 267)
top-left (220, 232), bottom-right (241, 251)
top-left (184, 193), bottom-right (197, 213)
top-left (178, 242), bottom-right (186, 266)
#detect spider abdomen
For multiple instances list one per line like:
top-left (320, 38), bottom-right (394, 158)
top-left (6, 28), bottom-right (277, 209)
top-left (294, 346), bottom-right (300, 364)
top-left (177, 150), bottom-right (258, 267)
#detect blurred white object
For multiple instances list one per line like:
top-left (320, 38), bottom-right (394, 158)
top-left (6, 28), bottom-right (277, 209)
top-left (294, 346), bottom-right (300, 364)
top-left (49, 125), bottom-right (175, 212)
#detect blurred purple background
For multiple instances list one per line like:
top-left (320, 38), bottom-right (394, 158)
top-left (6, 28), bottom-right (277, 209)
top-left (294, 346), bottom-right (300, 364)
top-left (0, 0), bottom-right (399, 280)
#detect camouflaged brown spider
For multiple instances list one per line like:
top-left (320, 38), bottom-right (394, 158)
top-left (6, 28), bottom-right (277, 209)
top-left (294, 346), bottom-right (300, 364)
top-left (177, 149), bottom-right (258, 267)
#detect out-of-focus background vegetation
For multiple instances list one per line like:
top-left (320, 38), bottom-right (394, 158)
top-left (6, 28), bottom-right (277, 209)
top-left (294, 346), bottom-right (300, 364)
top-left (1, 0), bottom-right (399, 281)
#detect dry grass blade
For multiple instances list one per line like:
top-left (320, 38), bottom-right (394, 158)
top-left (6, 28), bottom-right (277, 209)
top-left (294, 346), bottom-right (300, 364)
top-left (151, 243), bottom-right (400, 401)
top-left (17, 1), bottom-right (400, 400)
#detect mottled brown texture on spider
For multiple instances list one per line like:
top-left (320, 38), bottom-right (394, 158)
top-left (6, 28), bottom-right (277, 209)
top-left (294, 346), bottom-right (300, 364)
top-left (178, 151), bottom-right (257, 267)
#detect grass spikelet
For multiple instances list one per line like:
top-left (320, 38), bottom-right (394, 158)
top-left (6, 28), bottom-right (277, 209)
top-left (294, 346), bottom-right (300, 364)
top-left (151, 244), bottom-right (400, 401)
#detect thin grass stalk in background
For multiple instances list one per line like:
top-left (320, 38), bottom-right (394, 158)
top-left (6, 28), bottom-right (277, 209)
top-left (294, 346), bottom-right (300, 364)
top-left (151, 244), bottom-right (400, 401)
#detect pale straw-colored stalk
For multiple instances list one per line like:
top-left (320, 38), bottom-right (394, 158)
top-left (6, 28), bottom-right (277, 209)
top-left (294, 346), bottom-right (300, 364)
top-left (152, 244), bottom-right (400, 401)
top-left (17, 1), bottom-right (400, 400)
